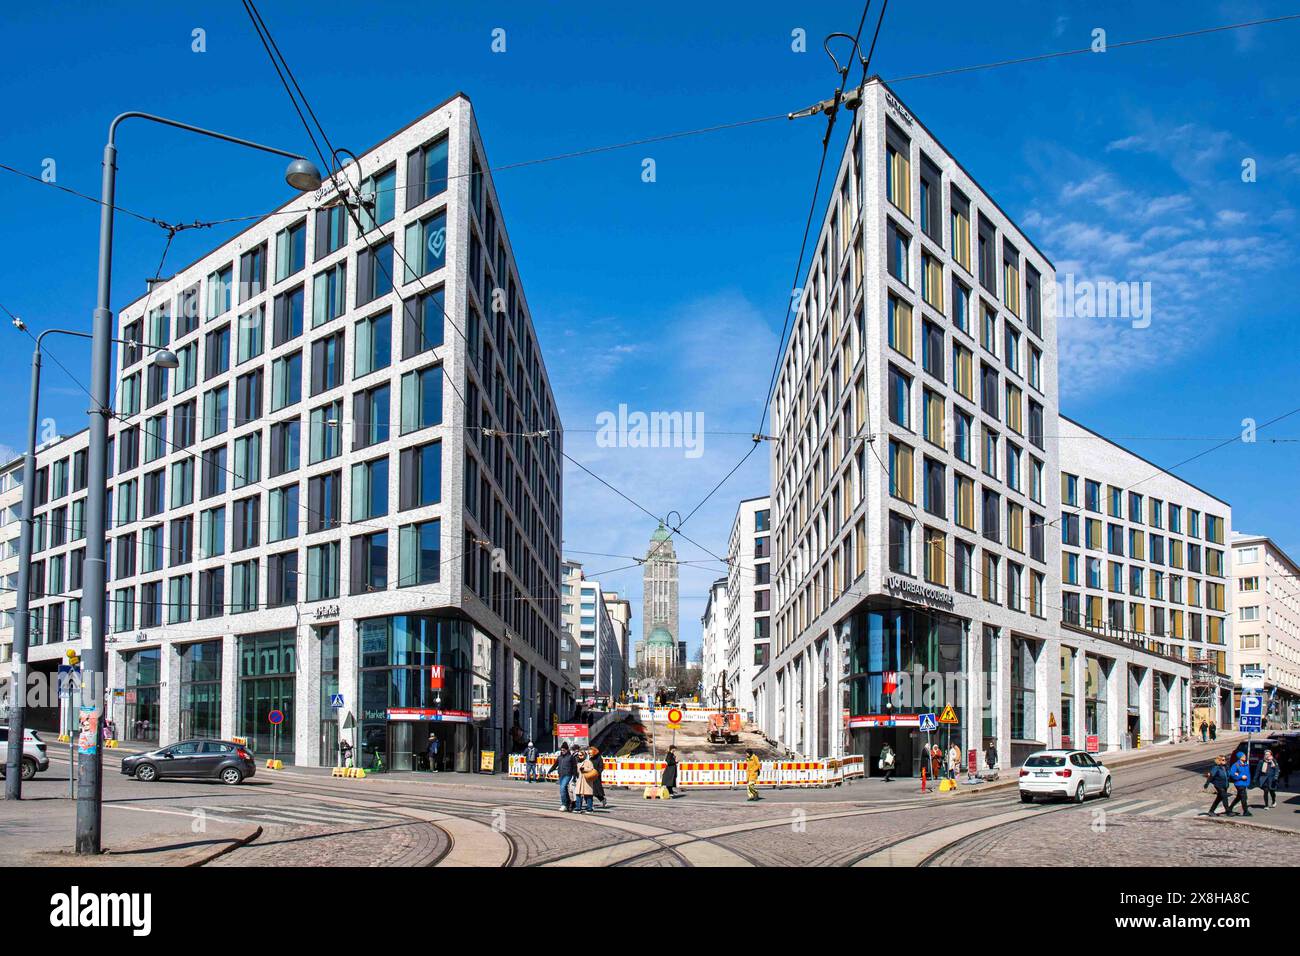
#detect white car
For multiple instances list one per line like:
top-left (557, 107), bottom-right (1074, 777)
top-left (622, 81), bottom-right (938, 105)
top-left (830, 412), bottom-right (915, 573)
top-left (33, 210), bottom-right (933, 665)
top-left (0, 726), bottom-right (51, 781)
top-left (1018, 749), bottom-right (1111, 803)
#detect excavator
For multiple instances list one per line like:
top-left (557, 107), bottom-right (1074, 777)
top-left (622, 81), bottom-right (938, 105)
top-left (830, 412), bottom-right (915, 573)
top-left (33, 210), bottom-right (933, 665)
top-left (707, 670), bottom-right (741, 745)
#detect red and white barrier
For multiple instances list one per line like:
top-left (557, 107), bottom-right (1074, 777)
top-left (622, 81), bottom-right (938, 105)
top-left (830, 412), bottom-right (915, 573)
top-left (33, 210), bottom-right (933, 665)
top-left (507, 754), bottom-right (860, 789)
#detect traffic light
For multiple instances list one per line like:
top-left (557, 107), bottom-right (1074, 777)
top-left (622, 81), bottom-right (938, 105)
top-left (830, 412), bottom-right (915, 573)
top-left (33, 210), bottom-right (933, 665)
top-left (65, 648), bottom-right (80, 667)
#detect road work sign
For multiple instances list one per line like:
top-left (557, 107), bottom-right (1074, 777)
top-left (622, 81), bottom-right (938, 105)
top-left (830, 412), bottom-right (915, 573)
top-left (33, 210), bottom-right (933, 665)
top-left (938, 704), bottom-right (958, 725)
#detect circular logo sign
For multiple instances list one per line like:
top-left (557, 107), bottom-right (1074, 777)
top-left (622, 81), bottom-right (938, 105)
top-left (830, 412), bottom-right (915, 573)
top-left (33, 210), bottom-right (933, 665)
top-left (667, 708), bottom-right (683, 724)
top-left (268, 710), bottom-right (285, 725)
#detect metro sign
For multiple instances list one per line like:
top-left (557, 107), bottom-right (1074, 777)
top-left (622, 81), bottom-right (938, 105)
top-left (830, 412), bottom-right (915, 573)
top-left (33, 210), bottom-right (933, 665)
top-left (430, 664), bottom-right (445, 690)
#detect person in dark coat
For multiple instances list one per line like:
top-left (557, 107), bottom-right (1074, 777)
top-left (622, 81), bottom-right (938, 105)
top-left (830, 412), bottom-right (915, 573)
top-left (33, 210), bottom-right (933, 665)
top-left (588, 746), bottom-right (608, 808)
top-left (1199, 720), bottom-right (1208, 743)
top-left (553, 743), bottom-right (578, 811)
top-left (1203, 755), bottom-right (1231, 816)
top-left (985, 741), bottom-right (999, 771)
top-left (1256, 749), bottom-right (1281, 809)
top-left (662, 746), bottom-right (679, 795)
top-left (1208, 720), bottom-right (1217, 741)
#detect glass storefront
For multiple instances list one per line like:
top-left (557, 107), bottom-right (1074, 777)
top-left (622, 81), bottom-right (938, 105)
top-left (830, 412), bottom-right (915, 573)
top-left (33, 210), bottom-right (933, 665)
top-left (179, 640), bottom-right (222, 740)
top-left (842, 602), bottom-right (967, 777)
top-left (981, 625), bottom-right (999, 749)
top-left (1059, 646), bottom-right (1075, 749)
top-left (358, 613), bottom-right (494, 773)
top-left (123, 647), bottom-right (161, 743)
top-left (1154, 673), bottom-right (1170, 742)
top-left (239, 630), bottom-right (297, 762)
top-left (318, 625), bottom-right (340, 767)
top-left (1084, 655), bottom-right (1109, 749)
top-left (1011, 637), bottom-right (1038, 743)
top-left (1127, 665), bottom-right (1143, 747)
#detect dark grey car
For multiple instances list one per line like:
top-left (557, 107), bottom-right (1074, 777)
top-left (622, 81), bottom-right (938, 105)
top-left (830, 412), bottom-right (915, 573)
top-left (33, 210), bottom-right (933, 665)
top-left (120, 739), bottom-right (256, 785)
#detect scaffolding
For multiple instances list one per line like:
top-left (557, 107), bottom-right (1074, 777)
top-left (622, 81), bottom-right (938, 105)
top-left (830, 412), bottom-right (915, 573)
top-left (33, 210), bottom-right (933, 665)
top-left (1190, 657), bottom-right (1218, 725)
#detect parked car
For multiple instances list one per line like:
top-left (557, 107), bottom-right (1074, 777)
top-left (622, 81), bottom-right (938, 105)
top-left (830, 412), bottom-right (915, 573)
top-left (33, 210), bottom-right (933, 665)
top-left (1224, 739), bottom-right (1289, 779)
top-left (121, 739), bottom-right (256, 785)
top-left (0, 727), bottom-right (50, 780)
top-left (1018, 749), bottom-right (1112, 803)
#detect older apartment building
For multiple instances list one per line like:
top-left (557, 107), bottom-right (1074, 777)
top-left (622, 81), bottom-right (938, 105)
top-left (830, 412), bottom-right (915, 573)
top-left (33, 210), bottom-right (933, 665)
top-left (1231, 533), bottom-right (1300, 729)
top-left (560, 560), bottom-right (627, 703)
top-left (763, 78), bottom-right (1192, 773)
top-left (1058, 416), bottom-right (1234, 731)
top-left (700, 577), bottom-right (729, 706)
top-left (17, 93), bottom-right (570, 770)
top-left (724, 496), bottom-right (771, 719)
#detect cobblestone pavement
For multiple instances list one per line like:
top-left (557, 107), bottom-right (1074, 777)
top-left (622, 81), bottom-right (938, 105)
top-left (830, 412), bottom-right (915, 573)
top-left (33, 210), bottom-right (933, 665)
top-left (927, 758), bottom-right (1300, 867)
top-left (25, 742), bottom-right (1294, 867)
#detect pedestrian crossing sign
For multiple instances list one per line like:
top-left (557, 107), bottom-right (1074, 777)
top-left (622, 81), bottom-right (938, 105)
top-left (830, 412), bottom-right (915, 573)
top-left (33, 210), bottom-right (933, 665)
top-left (919, 712), bottom-right (938, 732)
top-left (938, 704), bottom-right (958, 725)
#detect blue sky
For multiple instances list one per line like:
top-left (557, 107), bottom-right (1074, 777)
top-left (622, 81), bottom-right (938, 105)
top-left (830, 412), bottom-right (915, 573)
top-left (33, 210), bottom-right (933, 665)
top-left (1, 2), bottom-right (1297, 659)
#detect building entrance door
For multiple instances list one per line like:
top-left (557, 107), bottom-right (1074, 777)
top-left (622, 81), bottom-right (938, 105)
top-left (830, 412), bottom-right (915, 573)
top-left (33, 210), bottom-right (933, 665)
top-left (389, 721), bottom-right (414, 771)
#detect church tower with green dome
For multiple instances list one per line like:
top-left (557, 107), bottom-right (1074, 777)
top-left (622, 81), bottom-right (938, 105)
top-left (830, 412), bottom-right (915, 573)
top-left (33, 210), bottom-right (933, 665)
top-left (637, 522), bottom-right (680, 678)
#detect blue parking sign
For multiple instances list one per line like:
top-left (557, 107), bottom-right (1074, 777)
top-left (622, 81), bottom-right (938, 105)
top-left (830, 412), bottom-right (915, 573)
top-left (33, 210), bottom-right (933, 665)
top-left (1240, 694), bottom-right (1264, 719)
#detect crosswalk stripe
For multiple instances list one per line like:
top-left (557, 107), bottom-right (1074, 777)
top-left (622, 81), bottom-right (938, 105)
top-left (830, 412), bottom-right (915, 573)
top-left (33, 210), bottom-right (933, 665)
top-left (1110, 798), bottom-right (1164, 814)
top-left (1102, 798), bottom-right (1150, 813)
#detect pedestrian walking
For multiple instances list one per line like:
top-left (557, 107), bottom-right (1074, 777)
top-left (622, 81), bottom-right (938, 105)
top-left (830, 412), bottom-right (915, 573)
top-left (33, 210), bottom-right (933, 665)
top-left (1199, 720), bottom-right (1208, 743)
top-left (554, 742), bottom-right (578, 812)
top-left (1209, 720), bottom-right (1218, 742)
top-left (1256, 749), bottom-right (1281, 809)
top-left (426, 734), bottom-right (440, 773)
top-left (947, 743), bottom-right (961, 780)
top-left (1203, 756), bottom-right (1231, 816)
top-left (662, 746), bottom-right (679, 796)
top-left (929, 744), bottom-right (942, 783)
top-left (745, 749), bottom-right (761, 801)
top-left (339, 738), bottom-right (354, 768)
top-left (589, 746), bottom-right (608, 808)
top-left (879, 744), bottom-right (896, 782)
top-left (524, 740), bottom-right (540, 783)
top-left (575, 750), bottom-right (597, 813)
top-left (985, 741), bottom-right (998, 772)
top-left (1227, 751), bottom-right (1253, 816)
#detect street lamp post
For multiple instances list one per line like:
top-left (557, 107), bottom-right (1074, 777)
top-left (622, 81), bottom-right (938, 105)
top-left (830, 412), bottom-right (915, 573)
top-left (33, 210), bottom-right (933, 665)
top-left (77, 112), bottom-right (320, 853)
top-left (4, 322), bottom-right (176, 801)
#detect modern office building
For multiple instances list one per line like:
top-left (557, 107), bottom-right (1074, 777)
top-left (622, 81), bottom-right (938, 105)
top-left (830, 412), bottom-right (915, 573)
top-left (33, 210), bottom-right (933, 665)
top-left (18, 93), bottom-right (570, 770)
top-left (700, 576), bottom-right (729, 706)
top-left (765, 78), bottom-right (1192, 773)
top-left (637, 522), bottom-right (679, 677)
top-left (724, 496), bottom-right (771, 719)
top-left (1230, 532), bottom-right (1300, 729)
top-left (1058, 416), bottom-right (1234, 730)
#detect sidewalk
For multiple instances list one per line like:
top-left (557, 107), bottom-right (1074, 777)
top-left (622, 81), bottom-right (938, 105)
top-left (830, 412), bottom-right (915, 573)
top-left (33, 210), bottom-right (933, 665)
top-left (0, 793), bottom-right (261, 867)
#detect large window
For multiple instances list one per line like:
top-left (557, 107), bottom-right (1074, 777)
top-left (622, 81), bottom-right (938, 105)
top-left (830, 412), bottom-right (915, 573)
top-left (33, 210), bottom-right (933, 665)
top-left (399, 440), bottom-right (442, 510)
top-left (354, 309), bottom-right (392, 378)
top-left (400, 365), bottom-right (443, 434)
top-left (123, 648), bottom-right (161, 743)
top-left (405, 136), bottom-right (449, 211)
top-left (275, 219), bottom-right (306, 283)
top-left (401, 287), bottom-right (445, 358)
top-left (398, 519), bottom-right (441, 586)
top-left (238, 630), bottom-right (296, 761)
top-left (351, 456), bottom-right (389, 521)
top-left (179, 640), bottom-right (223, 740)
top-left (311, 263), bottom-right (347, 328)
top-left (404, 210), bottom-right (448, 281)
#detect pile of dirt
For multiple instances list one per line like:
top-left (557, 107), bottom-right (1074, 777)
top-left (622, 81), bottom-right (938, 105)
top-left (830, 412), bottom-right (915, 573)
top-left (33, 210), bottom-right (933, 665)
top-left (639, 721), bottom-right (786, 761)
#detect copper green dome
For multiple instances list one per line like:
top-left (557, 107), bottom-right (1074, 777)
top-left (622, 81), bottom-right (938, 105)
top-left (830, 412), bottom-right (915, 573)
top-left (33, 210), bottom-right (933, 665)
top-left (648, 626), bottom-right (674, 646)
top-left (650, 522), bottom-right (671, 543)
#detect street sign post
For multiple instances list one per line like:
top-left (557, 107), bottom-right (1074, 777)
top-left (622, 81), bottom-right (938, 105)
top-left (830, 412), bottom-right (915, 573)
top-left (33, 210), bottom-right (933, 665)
top-left (268, 709), bottom-right (284, 766)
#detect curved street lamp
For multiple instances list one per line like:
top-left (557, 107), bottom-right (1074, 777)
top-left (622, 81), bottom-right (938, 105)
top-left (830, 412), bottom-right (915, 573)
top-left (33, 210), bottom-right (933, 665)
top-left (63, 112), bottom-right (317, 852)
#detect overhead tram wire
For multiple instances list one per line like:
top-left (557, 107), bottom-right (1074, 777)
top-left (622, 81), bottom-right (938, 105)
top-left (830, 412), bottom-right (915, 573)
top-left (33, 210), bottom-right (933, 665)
top-left (4, 13), bottom-right (1295, 237)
